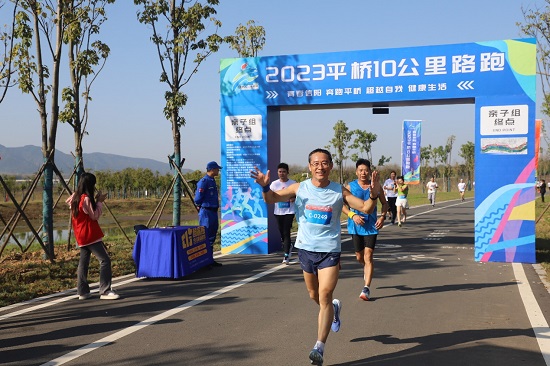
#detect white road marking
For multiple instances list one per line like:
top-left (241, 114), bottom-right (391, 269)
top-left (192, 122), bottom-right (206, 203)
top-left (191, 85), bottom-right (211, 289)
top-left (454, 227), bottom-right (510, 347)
top-left (40, 261), bottom-right (286, 366)
top-left (0, 275), bottom-right (141, 321)
top-left (513, 263), bottom-right (550, 365)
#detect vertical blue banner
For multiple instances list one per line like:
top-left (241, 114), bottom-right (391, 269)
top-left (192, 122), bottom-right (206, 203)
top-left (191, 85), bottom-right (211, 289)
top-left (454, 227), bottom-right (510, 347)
top-left (401, 120), bottom-right (421, 184)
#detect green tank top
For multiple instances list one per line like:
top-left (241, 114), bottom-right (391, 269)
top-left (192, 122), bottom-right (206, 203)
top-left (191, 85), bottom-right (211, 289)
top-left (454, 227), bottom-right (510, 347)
top-left (397, 185), bottom-right (408, 198)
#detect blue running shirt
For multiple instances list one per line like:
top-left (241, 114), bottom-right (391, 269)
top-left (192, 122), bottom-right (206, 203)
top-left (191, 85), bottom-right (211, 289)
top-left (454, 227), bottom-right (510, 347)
top-left (347, 180), bottom-right (378, 236)
top-left (294, 180), bottom-right (343, 253)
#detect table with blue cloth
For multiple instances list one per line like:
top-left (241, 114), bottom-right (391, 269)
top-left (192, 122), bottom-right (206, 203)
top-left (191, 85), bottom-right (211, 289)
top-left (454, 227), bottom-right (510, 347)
top-left (133, 226), bottom-right (214, 279)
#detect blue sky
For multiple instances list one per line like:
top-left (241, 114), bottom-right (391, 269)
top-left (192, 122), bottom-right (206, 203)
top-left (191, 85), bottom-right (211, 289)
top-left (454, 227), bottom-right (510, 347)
top-left (0, 0), bottom-right (546, 172)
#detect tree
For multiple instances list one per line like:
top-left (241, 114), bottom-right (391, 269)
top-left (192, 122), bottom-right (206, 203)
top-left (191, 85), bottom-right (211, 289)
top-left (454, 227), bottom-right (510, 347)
top-left (94, 170), bottom-right (112, 196)
top-left (443, 135), bottom-right (456, 190)
top-left (420, 144), bottom-right (432, 178)
top-left (11, 1), bottom-right (75, 259)
top-left (377, 155), bottom-right (391, 167)
top-left (432, 146), bottom-right (446, 178)
top-left (59, 0), bottom-right (114, 182)
top-left (350, 130), bottom-right (377, 164)
top-left (1, 175), bottom-right (15, 202)
top-left (134, 0), bottom-right (224, 226)
top-left (459, 141), bottom-right (475, 187)
top-left (0, 0), bottom-right (18, 104)
top-left (225, 19), bottom-right (265, 57)
top-left (519, 3), bottom-right (550, 117)
top-left (9, 1), bottom-right (112, 259)
top-left (326, 120), bottom-right (352, 184)
top-left (445, 135), bottom-right (456, 166)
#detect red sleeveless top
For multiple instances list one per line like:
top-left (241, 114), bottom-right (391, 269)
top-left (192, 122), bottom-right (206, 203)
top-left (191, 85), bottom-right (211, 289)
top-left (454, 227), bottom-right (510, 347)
top-left (72, 194), bottom-right (104, 247)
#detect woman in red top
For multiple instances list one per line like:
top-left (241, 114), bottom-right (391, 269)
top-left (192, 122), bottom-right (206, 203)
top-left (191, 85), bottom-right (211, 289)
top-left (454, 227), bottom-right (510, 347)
top-left (67, 172), bottom-right (119, 300)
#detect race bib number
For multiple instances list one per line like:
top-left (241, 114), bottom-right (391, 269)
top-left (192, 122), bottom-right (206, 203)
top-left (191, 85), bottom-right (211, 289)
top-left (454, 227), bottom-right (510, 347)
top-left (304, 204), bottom-right (332, 225)
top-left (277, 201), bottom-right (290, 209)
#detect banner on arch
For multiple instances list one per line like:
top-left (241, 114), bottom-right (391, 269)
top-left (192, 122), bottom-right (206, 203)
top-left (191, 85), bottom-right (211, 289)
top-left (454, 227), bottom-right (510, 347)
top-left (536, 119), bottom-right (542, 171)
top-left (401, 120), bottom-right (422, 184)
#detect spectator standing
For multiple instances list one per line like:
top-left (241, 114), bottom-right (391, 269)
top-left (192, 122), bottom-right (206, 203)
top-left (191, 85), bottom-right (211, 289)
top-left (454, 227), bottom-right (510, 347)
top-left (541, 179), bottom-right (547, 203)
top-left (66, 172), bottom-right (119, 300)
top-left (383, 171), bottom-right (398, 224)
top-left (195, 161), bottom-right (223, 267)
top-left (270, 163), bottom-right (296, 264)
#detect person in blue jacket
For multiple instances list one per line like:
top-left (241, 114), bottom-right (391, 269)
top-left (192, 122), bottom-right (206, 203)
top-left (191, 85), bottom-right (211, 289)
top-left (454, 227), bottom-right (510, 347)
top-left (195, 161), bottom-right (223, 267)
top-left (342, 159), bottom-right (388, 302)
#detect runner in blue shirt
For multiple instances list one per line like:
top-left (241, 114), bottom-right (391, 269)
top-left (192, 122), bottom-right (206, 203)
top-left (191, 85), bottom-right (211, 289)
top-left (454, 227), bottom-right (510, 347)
top-left (342, 159), bottom-right (388, 301)
top-left (251, 148), bottom-right (386, 366)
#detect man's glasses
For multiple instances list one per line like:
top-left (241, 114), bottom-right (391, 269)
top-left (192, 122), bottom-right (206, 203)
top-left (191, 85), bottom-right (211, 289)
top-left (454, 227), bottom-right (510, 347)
top-left (310, 161), bottom-right (331, 168)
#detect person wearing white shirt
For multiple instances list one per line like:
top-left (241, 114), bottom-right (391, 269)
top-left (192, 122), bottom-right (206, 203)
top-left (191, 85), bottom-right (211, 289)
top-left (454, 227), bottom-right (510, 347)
top-left (383, 171), bottom-right (398, 224)
top-left (457, 179), bottom-right (466, 202)
top-left (270, 163), bottom-right (296, 264)
top-left (426, 176), bottom-right (438, 207)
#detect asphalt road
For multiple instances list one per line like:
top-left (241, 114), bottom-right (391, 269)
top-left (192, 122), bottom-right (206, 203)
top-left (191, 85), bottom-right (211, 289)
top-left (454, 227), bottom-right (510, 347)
top-left (2, 199), bottom-right (550, 366)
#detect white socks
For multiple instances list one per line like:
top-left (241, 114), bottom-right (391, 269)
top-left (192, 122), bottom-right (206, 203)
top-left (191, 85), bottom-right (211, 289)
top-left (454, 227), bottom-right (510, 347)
top-left (314, 340), bottom-right (325, 353)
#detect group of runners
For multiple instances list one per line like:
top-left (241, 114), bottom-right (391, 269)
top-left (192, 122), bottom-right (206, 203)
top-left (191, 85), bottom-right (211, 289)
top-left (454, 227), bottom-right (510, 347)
top-left (251, 150), bottom-right (470, 365)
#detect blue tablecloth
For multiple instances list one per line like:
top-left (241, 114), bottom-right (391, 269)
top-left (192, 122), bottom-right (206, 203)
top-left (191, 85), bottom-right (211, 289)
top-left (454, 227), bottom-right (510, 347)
top-left (132, 226), bottom-right (213, 279)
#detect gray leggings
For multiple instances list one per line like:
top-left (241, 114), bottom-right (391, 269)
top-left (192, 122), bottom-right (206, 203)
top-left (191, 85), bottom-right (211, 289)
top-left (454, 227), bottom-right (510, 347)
top-left (77, 241), bottom-right (112, 296)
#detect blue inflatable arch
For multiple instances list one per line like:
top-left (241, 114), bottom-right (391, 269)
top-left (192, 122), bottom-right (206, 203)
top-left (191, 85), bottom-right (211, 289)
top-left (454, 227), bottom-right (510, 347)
top-left (219, 39), bottom-right (537, 263)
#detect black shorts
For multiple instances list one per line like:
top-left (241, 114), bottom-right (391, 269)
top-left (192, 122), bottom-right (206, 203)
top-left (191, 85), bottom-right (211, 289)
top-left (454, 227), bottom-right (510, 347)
top-left (297, 249), bottom-right (341, 274)
top-left (352, 234), bottom-right (377, 252)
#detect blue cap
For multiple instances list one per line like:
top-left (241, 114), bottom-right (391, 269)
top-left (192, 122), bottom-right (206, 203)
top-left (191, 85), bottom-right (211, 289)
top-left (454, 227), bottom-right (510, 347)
top-left (206, 161), bottom-right (223, 171)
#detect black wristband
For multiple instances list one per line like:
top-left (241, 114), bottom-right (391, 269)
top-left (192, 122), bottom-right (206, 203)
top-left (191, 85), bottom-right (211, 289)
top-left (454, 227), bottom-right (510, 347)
top-left (262, 185), bottom-right (271, 193)
top-left (369, 195), bottom-right (379, 201)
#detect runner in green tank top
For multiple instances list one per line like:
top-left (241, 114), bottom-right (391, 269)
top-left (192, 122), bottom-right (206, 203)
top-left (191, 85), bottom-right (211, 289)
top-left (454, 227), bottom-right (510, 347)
top-left (395, 175), bottom-right (409, 227)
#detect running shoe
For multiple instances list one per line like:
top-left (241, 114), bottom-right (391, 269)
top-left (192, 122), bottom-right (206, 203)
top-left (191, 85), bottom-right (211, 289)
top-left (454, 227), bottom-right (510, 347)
top-left (78, 293), bottom-right (92, 300)
top-left (282, 256), bottom-right (289, 265)
top-left (331, 299), bottom-right (341, 332)
top-left (398, 222), bottom-right (402, 227)
top-left (309, 348), bottom-right (324, 365)
top-left (359, 286), bottom-right (370, 301)
top-left (100, 290), bottom-right (120, 300)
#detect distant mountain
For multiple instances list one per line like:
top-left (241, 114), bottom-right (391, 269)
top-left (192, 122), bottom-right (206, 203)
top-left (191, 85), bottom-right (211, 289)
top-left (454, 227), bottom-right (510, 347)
top-left (0, 145), bottom-right (189, 177)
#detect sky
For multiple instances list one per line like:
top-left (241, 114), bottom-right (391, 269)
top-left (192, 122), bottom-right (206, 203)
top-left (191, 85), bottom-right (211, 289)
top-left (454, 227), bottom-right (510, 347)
top-left (0, 0), bottom-right (547, 172)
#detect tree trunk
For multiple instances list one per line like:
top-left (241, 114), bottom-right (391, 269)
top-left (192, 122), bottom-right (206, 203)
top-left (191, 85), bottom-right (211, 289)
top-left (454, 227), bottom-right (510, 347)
top-left (69, 36), bottom-right (84, 183)
top-left (42, 158), bottom-right (54, 258)
top-left (172, 119), bottom-right (182, 226)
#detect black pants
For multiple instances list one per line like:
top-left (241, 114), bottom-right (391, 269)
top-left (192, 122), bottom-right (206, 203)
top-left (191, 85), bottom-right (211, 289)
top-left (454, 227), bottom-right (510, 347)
top-left (387, 197), bottom-right (397, 222)
top-left (78, 241), bottom-right (112, 296)
top-left (275, 214), bottom-right (295, 255)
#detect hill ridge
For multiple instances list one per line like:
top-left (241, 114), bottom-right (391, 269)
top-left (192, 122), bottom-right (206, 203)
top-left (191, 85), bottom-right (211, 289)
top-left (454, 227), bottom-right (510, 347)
top-left (0, 144), bottom-right (187, 176)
